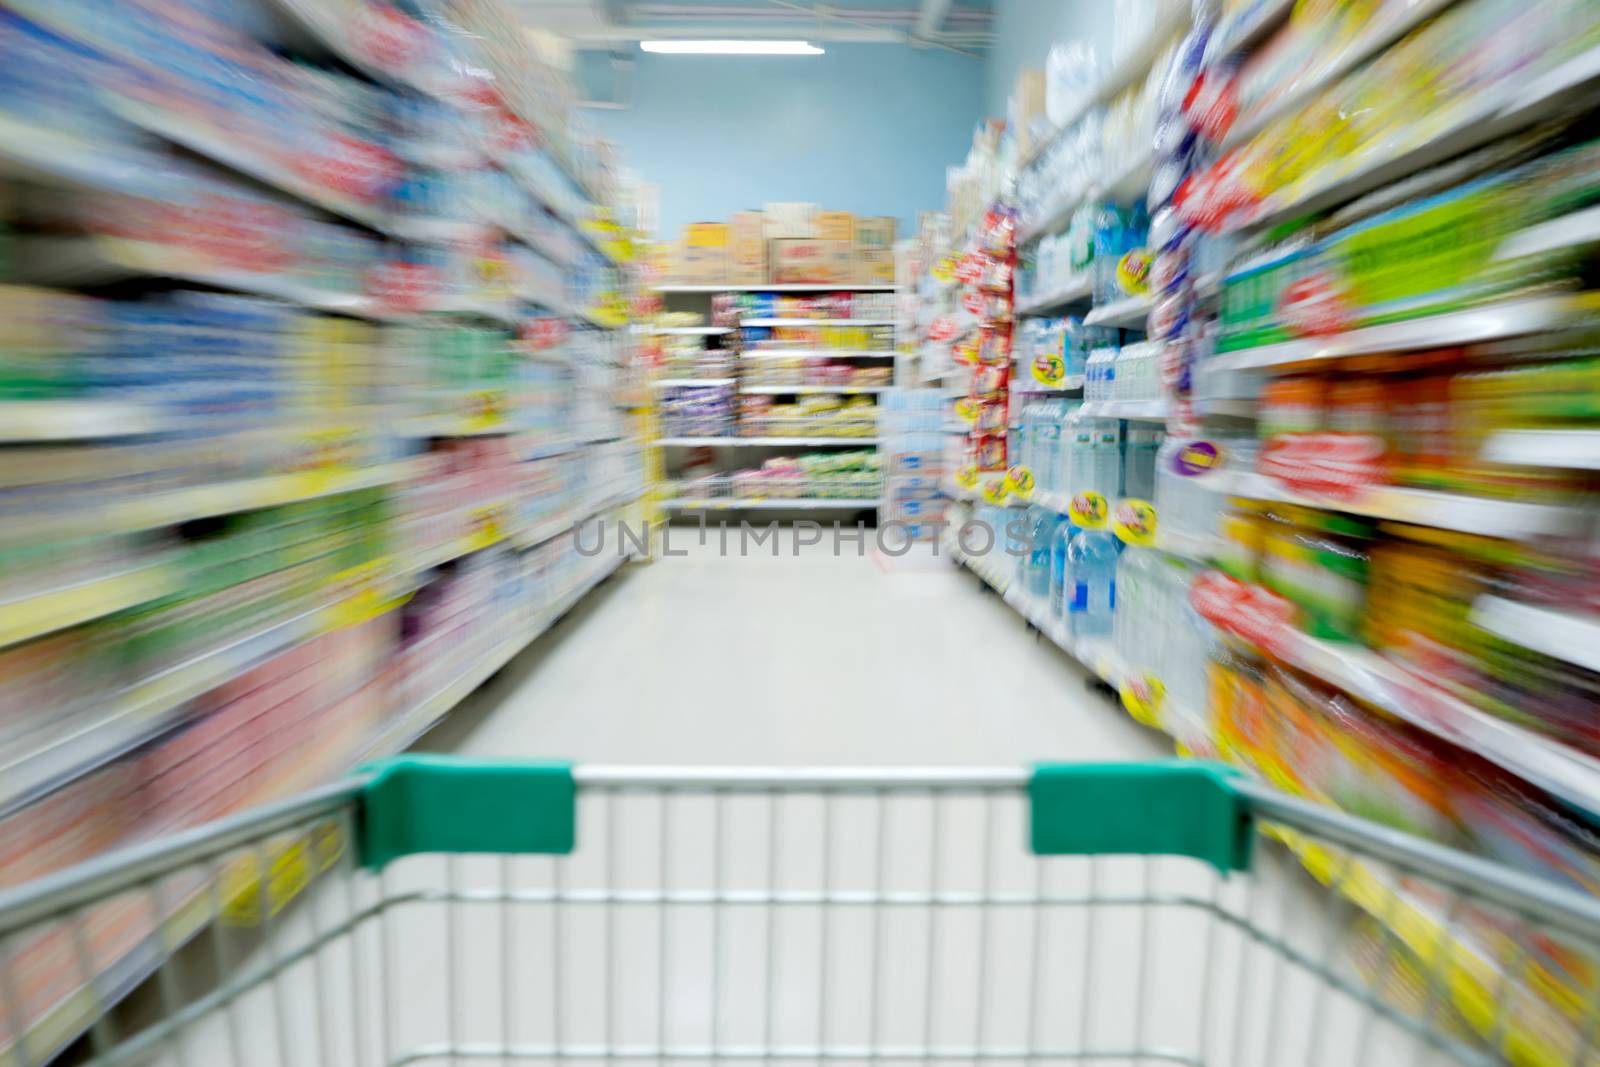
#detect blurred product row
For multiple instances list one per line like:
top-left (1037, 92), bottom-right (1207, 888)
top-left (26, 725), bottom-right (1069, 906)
top-left (0, 0), bottom-right (649, 1057)
top-left (921, 0), bottom-right (1600, 1059)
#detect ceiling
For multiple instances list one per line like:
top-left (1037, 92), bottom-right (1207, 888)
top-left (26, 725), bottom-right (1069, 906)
top-left (510, 0), bottom-right (994, 52)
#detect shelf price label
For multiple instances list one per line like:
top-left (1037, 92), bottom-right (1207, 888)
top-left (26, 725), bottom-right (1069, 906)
top-left (1259, 432), bottom-right (1385, 502)
top-left (955, 464), bottom-right (979, 489)
top-left (1032, 349), bottom-right (1067, 387)
top-left (1112, 499), bottom-right (1158, 546)
top-left (1120, 674), bottom-right (1166, 729)
top-left (1174, 440), bottom-right (1221, 477)
top-left (1068, 491), bottom-right (1108, 529)
top-left (932, 253), bottom-right (959, 283)
top-left (980, 476), bottom-right (1010, 506)
top-left (1190, 571), bottom-right (1296, 658)
top-left (1005, 465), bottom-right (1035, 499)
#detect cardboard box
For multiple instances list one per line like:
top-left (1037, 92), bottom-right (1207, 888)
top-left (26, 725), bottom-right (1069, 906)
top-left (728, 212), bottom-right (766, 281)
top-left (1012, 69), bottom-right (1048, 160)
top-left (677, 246), bottom-right (726, 285)
top-left (770, 239), bottom-right (851, 284)
top-left (854, 249), bottom-right (896, 284)
top-left (764, 202), bottom-right (816, 240)
top-left (854, 216), bottom-right (897, 249)
top-left (814, 211), bottom-right (854, 243)
top-left (683, 223), bottom-right (729, 249)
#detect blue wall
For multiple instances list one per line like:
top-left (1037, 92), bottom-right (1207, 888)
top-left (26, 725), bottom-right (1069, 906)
top-left (587, 44), bottom-right (985, 240)
top-left (984, 1), bottom-right (1115, 120)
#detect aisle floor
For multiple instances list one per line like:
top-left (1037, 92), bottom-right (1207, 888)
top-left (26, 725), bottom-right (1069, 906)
top-left (418, 535), bottom-right (1167, 767)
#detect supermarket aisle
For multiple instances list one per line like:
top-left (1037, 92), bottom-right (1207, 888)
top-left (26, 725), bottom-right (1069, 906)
top-left (418, 532), bottom-right (1168, 766)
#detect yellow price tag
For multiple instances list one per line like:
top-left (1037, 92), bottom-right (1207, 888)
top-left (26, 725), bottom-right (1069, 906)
top-left (1112, 499), bottom-right (1158, 546)
top-left (1032, 350), bottom-right (1066, 387)
top-left (955, 464), bottom-right (979, 489)
top-left (980, 476), bottom-right (1010, 506)
top-left (1069, 491), bottom-right (1108, 529)
top-left (932, 253), bottom-right (959, 283)
top-left (220, 823), bottom-right (344, 924)
top-left (468, 505), bottom-right (507, 550)
top-left (1120, 674), bottom-right (1166, 729)
top-left (1006, 465), bottom-right (1035, 499)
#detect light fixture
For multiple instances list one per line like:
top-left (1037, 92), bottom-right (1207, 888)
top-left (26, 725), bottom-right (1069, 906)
top-left (638, 40), bottom-right (824, 55)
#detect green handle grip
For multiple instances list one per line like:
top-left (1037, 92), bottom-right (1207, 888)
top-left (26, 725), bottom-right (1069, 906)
top-left (1029, 761), bottom-right (1253, 873)
top-left (358, 755), bottom-right (575, 869)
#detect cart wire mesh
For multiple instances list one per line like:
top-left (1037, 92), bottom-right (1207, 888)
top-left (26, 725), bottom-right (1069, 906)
top-left (3, 765), bottom-right (1600, 1067)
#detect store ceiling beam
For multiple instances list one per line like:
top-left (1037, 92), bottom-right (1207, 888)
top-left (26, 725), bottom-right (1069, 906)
top-left (915, 0), bottom-right (954, 38)
top-left (561, 23), bottom-right (986, 44)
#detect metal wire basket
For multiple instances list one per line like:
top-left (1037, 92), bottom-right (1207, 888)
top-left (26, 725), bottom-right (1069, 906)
top-left (2, 759), bottom-right (1598, 1067)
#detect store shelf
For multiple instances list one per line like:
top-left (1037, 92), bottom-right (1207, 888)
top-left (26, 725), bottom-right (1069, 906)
top-left (1221, 605), bottom-right (1600, 818)
top-left (1481, 429), bottom-right (1600, 469)
top-left (14, 236), bottom-right (396, 320)
top-left (1221, 0), bottom-right (1464, 151)
top-left (1214, 0), bottom-right (1295, 56)
top-left (0, 598), bottom-right (341, 820)
top-left (1079, 398), bottom-right (1169, 421)
top-left (662, 498), bottom-right (882, 511)
top-left (1018, 0), bottom-right (1192, 170)
top-left (1084, 295), bottom-right (1152, 329)
top-left (740, 350), bottom-right (895, 359)
top-left (1153, 528), bottom-right (1224, 562)
top-left (0, 401), bottom-right (165, 442)
top-left (0, 112), bottom-right (172, 196)
top-left (513, 487), bottom-right (647, 550)
top-left (1204, 295), bottom-right (1584, 374)
top-left (401, 413), bottom-right (520, 438)
top-left (1235, 42), bottom-right (1600, 233)
top-left (657, 436), bottom-right (881, 447)
top-left (654, 284), bottom-right (899, 293)
top-left (940, 478), bottom-right (1027, 509)
top-left (1016, 278), bottom-right (1092, 316)
top-left (1205, 468), bottom-right (1590, 540)
top-left (1014, 375), bottom-right (1088, 395)
top-left (369, 553), bottom-right (629, 756)
top-left (0, 564), bottom-right (180, 650)
top-left (1472, 596), bottom-right (1600, 676)
top-left (653, 326), bottom-right (733, 336)
top-left (401, 523), bottom-right (510, 575)
top-left (108, 98), bottom-right (392, 233)
top-left (740, 385), bottom-right (888, 395)
top-left (1494, 204), bottom-right (1600, 261)
top-left (740, 318), bottom-right (897, 328)
top-left (654, 378), bottom-right (736, 388)
top-left (106, 463), bottom-right (417, 533)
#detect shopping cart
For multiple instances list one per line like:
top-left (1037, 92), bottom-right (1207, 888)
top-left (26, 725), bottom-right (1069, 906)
top-left (3, 758), bottom-right (1600, 1067)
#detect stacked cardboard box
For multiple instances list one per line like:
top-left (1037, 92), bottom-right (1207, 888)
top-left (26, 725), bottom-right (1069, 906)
top-left (663, 206), bottom-right (899, 285)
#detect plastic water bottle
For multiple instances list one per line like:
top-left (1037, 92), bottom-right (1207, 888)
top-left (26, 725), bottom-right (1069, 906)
top-left (1025, 506), bottom-right (1061, 600)
top-left (1113, 545), bottom-right (1156, 667)
top-left (1090, 420), bottom-right (1123, 499)
top-left (1067, 528), bottom-right (1120, 637)
top-left (1066, 406), bottom-right (1094, 496)
top-left (1122, 427), bottom-right (1160, 501)
top-left (1050, 520), bottom-right (1077, 622)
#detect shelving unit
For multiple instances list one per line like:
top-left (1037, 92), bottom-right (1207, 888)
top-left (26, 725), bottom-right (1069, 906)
top-left (0, 1), bottom-right (647, 1058)
top-left (652, 280), bottom-right (898, 525)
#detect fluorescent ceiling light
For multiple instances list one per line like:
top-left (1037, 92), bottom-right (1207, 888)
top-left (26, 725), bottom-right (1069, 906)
top-left (639, 40), bottom-right (824, 55)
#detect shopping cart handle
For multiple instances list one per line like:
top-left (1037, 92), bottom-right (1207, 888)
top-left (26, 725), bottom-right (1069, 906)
top-left (358, 755), bottom-right (576, 869)
top-left (1029, 761), bottom-right (1253, 873)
